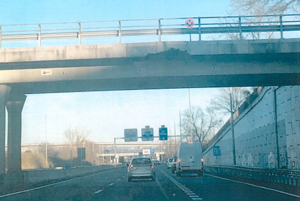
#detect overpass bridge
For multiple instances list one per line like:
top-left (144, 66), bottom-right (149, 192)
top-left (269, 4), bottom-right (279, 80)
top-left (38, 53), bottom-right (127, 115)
top-left (0, 14), bottom-right (300, 174)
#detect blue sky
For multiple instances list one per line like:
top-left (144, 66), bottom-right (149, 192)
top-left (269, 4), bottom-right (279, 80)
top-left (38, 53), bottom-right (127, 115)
top-left (2, 0), bottom-right (232, 144)
top-left (1, 1), bottom-right (230, 24)
top-left (22, 89), bottom-right (221, 143)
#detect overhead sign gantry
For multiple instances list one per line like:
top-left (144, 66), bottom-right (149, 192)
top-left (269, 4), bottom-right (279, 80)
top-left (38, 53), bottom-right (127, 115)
top-left (159, 125), bottom-right (168, 140)
top-left (124, 128), bottom-right (138, 142)
top-left (142, 126), bottom-right (154, 141)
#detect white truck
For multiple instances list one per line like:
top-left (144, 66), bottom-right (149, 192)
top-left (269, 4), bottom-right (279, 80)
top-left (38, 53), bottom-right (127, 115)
top-left (176, 141), bottom-right (204, 177)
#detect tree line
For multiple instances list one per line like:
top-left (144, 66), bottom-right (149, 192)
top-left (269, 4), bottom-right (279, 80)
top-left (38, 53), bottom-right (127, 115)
top-left (180, 87), bottom-right (255, 147)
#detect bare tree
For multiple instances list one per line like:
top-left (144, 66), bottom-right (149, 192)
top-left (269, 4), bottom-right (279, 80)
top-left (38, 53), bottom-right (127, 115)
top-left (231, 0), bottom-right (300, 15)
top-left (210, 87), bottom-right (252, 115)
top-left (180, 107), bottom-right (222, 146)
top-left (64, 127), bottom-right (90, 165)
top-left (64, 127), bottom-right (90, 145)
top-left (226, 0), bottom-right (290, 40)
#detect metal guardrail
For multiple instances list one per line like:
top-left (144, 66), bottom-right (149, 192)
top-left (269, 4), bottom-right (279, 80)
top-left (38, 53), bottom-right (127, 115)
top-left (0, 14), bottom-right (300, 48)
top-left (205, 165), bottom-right (300, 187)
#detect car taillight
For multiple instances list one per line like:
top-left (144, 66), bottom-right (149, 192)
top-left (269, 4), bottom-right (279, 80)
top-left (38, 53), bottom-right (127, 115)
top-left (178, 158), bottom-right (181, 163)
top-left (151, 165), bottom-right (155, 169)
top-left (201, 158), bottom-right (204, 162)
top-left (129, 165), bottom-right (134, 169)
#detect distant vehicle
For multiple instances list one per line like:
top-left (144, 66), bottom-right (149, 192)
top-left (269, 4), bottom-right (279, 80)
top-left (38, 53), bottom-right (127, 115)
top-left (153, 160), bottom-right (162, 165)
top-left (127, 157), bottom-right (156, 182)
top-left (167, 158), bottom-right (174, 169)
top-left (176, 141), bottom-right (204, 177)
top-left (171, 155), bottom-right (177, 173)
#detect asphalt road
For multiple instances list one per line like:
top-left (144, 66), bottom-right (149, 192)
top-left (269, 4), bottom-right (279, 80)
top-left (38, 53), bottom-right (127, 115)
top-left (1, 164), bottom-right (299, 201)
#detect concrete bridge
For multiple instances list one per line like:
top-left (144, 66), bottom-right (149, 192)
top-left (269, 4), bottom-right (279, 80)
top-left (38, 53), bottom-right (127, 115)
top-left (1, 15), bottom-right (300, 174)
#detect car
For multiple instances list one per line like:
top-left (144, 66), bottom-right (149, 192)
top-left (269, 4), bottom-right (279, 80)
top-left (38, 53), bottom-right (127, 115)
top-left (153, 160), bottom-right (162, 165)
top-left (176, 141), bottom-right (204, 177)
top-left (167, 157), bottom-right (174, 169)
top-left (171, 155), bottom-right (178, 173)
top-left (127, 157), bottom-right (156, 182)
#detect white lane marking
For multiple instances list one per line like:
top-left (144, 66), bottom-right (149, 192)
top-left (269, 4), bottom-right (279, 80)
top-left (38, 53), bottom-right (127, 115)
top-left (108, 183), bottom-right (114, 187)
top-left (207, 174), bottom-right (300, 199)
top-left (159, 169), bottom-right (202, 201)
top-left (94, 189), bottom-right (103, 194)
top-left (192, 198), bottom-right (203, 200)
top-left (0, 168), bottom-right (119, 198)
top-left (117, 179), bottom-right (121, 181)
top-left (155, 177), bottom-right (170, 201)
top-left (189, 195), bottom-right (199, 198)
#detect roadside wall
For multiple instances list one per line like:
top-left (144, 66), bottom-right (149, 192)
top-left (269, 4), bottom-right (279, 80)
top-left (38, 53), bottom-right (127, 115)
top-left (204, 86), bottom-right (300, 170)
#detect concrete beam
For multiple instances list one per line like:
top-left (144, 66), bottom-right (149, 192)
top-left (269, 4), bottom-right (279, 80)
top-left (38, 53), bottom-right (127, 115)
top-left (0, 85), bottom-right (10, 174)
top-left (6, 91), bottom-right (26, 172)
top-left (1, 40), bottom-right (300, 63)
top-left (0, 52), bottom-right (299, 94)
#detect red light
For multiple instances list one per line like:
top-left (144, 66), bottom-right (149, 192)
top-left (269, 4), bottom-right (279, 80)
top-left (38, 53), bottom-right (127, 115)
top-left (178, 158), bottom-right (181, 163)
top-left (129, 165), bottom-right (134, 169)
top-left (201, 158), bottom-right (204, 162)
top-left (151, 165), bottom-right (155, 169)
top-left (188, 141), bottom-right (193, 144)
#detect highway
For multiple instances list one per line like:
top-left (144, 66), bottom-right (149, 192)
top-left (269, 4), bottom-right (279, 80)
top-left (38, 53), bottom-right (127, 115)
top-left (1, 165), bottom-right (299, 201)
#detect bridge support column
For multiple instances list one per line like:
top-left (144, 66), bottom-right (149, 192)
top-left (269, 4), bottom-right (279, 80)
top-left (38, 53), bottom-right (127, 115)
top-left (0, 85), bottom-right (10, 174)
top-left (6, 91), bottom-right (26, 172)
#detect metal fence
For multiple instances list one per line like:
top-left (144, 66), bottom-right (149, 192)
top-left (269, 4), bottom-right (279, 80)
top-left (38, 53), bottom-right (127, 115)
top-left (1, 14), bottom-right (300, 48)
top-left (205, 165), bottom-right (300, 187)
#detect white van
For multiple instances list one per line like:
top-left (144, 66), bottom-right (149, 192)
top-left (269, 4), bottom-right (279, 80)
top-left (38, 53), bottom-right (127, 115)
top-left (167, 157), bottom-right (174, 169)
top-left (176, 141), bottom-right (204, 177)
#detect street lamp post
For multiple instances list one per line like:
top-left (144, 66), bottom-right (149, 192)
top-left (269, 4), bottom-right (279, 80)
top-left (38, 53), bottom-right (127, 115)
top-left (174, 118), bottom-right (177, 153)
top-left (230, 87), bottom-right (236, 165)
top-left (45, 113), bottom-right (48, 168)
top-left (114, 138), bottom-right (116, 166)
top-left (179, 109), bottom-right (182, 142)
top-left (188, 89), bottom-right (193, 141)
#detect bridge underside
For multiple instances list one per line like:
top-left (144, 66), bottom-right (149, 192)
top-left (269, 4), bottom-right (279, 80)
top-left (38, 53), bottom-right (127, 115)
top-left (8, 73), bottom-right (300, 94)
top-left (0, 44), bottom-right (299, 173)
top-left (1, 52), bottom-right (300, 94)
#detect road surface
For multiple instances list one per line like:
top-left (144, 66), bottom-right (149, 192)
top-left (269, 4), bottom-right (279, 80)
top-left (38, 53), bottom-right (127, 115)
top-left (1, 165), bottom-right (299, 201)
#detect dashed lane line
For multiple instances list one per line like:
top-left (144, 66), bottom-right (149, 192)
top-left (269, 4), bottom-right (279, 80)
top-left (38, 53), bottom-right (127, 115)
top-left (206, 174), bottom-right (300, 199)
top-left (155, 177), bottom-right (170, 201)
top-left (187, 193), bottom-right (196, 195)
top-left (158, 169), bottom-right (203, 201)
top-left (108, 183), bottom-right (114, 187)
top-left (0, 169), bottom-right (120, 198)
top-left (94, 189), bottom-right (103, 194)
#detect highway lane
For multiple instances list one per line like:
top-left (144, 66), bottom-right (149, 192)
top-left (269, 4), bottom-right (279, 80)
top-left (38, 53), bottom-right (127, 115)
top-left (91, 165), bottom-right (189, 201)
top-left (160, 165), bottom-right (300, 201)
top-left (1, 164), bottom-right (300, 201)
top-left (0, 165), bottom-right (190, 201)
top-left (0, 167), bottom-right (129, 201)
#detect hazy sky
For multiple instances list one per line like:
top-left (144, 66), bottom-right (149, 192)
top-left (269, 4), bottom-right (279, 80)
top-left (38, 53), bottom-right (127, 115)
top-left (22, 88), bottom-right (222, 144)
top-left (2, 0), bottom-right (232, 144)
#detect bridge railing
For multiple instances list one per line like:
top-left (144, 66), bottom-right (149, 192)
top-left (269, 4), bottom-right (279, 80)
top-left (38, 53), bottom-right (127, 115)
top-left (0, 14), bottom-right (300, 48)
top-left (205, 165), bottom-right (300, 187)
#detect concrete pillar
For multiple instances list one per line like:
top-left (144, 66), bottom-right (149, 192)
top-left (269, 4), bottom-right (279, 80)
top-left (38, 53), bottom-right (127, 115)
top-left (6, 92), bottom-right (26, 172)
top-left (0, 85), bottom-right (10, 174)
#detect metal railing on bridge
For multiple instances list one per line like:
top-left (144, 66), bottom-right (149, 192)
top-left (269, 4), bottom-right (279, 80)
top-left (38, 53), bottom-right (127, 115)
top-left (0, 14), bottom-right (300, 48)
top-left (205, 165), bottom-right (300, 187)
